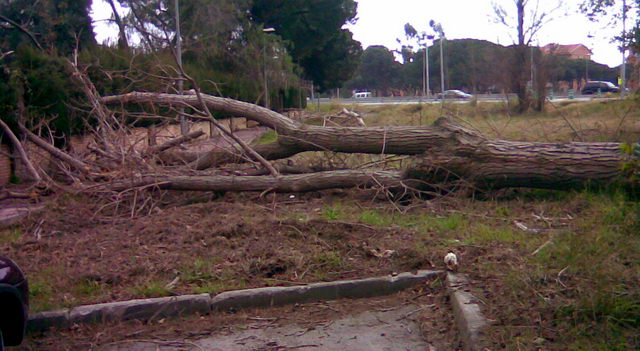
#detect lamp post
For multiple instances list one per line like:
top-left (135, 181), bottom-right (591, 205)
top-left (429, 21), bottom-right (445, 101)
top-left (263, 27), bottom-right (276, 109)
top-left (621, 0), bottom-right (627, 97)
top-left (175, 0), bottom-right (188, 135)
top-left (422, 34), bottom-right (434, 98)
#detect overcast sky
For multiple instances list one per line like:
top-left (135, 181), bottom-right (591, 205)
top-left (91, 0), bottom-right (628, 67)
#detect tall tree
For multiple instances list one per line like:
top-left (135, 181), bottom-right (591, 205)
top-left (347, 45), bottom-right (400, 95)
top-left (493, 0), bottom-right (565, 112)
top-left (0, 0), bottom-right (96, 54)
top-left (250, 0), bottom-right (362, 91)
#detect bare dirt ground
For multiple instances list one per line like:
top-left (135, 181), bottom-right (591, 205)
top-left (2, 187), bottom-right (589, 350)
top-left (2, 101), bottom-right (639, 349)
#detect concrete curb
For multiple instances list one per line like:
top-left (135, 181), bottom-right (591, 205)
top-left (28, 270), bottom-right (441, 332)
top-left (211, 269), bottom-right (441, 311)
top-left (446, 273), bottom-right (489, 351)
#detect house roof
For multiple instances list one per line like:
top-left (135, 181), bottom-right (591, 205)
top-left (541, 43), bottom-right (593, 56)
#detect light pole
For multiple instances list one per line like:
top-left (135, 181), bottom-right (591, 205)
top-left (263, 27), bottom-right (276, 109)
top-left (621, 0), bottom-right (627, 97)
top-left (439, 35), bottom-right (445, 99)
top-left (422, 34), bottom-right (434, 98)
top-left (175, 0), bottom-right (188, 135)
top-left (430, 21), bottom-right (445, 100)
top-left (422, 39), bottom-right (427, 98)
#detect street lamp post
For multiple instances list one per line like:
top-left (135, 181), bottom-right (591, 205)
top-left (439, 36), bottom-right (445, 100)
top-left (422, 40), bottom-right (427, 98)
top-left (621, 0), bottom-right (627, 97)
top-left (175, 0), bottom-right (188, 135)
top-left (423, 34), bottom-right (434, 98)
top-left (263, 28), bottom-right (276, 109)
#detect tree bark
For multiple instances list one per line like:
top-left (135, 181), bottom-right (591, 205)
top-left (106, 0), bottom-right (129, 50)
top-left (102, 92), bottom-right (633, 192)
top-left (107, 170), bottom-right (403, 193)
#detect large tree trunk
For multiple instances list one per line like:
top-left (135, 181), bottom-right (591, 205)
top-left (101, 92), bottom-right (633, 193)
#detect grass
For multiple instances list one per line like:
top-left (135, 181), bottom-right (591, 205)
top-left (255, 130), bottom-right (278, 144)
top-left (0, 229), bottom-right (22, 244)
top-left (312, 189), bottom-right (639, 349)
top-left (130, 280), bottom-right (174, 298)
top-left (321, 202), bottom-right (347, 220)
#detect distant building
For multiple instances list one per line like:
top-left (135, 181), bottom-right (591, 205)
top-left (541, 43), bottom-right (592, 60)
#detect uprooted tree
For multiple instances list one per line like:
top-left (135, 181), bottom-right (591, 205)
top-left (3, 63), bottom-right (637, 199)
top-left (96, 92), bottom-right (635, 193)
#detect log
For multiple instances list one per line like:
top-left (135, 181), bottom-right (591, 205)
top-left (107, 170), bottom-right (404, 193)
top-left (102, 92), bottom-right (635, 192)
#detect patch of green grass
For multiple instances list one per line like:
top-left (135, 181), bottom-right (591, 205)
top-left (181, 258), bottom-right (216, 284)
top-left (130, 280), bottom-right (173, 298)
top-left (465, 224), bottom-right (525, 245)
top-left (28, 265), bottom-right (66, 312)
top-left (74, 279), bottom-right (104, 297)
top-left (428, 214), bottom-right (468, 233)
top-left (522, 192), bottom-right (640, 348)
top-left (193, 279), bottom-right (246, 294)
top-left (315, 251), bottom-right (342, 269)
top-left (322, 203), bottom-right (347, 221)
top-left (0, 229), bottom-right (22, 244)
top-left (358, 210), bottom-right (393, 227)
top-left (29, 281), bottom-right (55, 312)
top-left (255, 130), bottom-right (278, 144)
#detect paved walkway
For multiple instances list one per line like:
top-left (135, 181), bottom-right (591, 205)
top-left (101, 305), bottom-right (431, 351)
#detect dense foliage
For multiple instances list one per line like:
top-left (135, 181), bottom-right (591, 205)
top-left (0, 0), bottom-right (363, 142)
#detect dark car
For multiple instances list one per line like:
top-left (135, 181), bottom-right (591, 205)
top-left (0, 256), bottom-right (29, 350)
top-left (581, 81), bottom-right (620, 95)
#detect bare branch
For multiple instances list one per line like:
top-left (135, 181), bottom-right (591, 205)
top-left (0, 119), bottom-right (42, 183)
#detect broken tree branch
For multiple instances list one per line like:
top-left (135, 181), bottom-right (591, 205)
top-left (19, 124), bottom-right (92, 174)
top-left (144, 129), bottom-right (204, 156)
top-left (0, 119), bottom-right (42, 183)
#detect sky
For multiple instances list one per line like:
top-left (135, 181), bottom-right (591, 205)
top-left (91, 0), bottom-right (629, 67)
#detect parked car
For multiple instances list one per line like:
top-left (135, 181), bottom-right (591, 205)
top-left (0, 256), bottom-right (29, 350)
top-left (439, 90), bottom-right (473, 99)
top-left (581, 81), bottom-right (620, 95)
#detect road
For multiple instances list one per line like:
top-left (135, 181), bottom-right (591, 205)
top-left (313, 94), bottom-right (612, 106)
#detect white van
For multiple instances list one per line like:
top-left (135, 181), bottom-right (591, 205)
top-left (353, 92), bottom-right (372, 99)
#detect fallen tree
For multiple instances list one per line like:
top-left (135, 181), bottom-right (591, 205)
top-left (100, 92), bottom-right (635, 193)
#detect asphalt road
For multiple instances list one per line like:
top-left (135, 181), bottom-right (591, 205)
top-left (314, 94), bottom-right (611, 105)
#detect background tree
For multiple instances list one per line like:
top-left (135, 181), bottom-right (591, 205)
top-left (493, 0), bottom-right (565, 112)
top-left (250, 0), bottom-right (362, 91)
top-left (346, 45), bottom-right (401, 95)
top-left (0, 0), bottom-right (96, 53)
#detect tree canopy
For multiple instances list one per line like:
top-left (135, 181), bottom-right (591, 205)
top-left (250, 0), bottom-right (362, 91)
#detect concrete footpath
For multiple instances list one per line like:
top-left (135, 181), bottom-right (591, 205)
top-left (29, 271), bottom-right (488, 351)
top-left (101, 304), bottom-right (430, 351)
